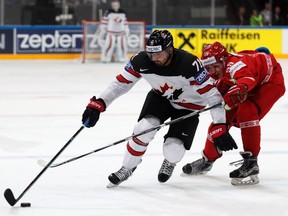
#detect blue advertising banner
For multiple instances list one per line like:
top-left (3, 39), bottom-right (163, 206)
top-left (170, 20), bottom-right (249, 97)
top-left (15, 27), bottom-right (83, 54)
top-left (0, 29), bottom-right (14, 54)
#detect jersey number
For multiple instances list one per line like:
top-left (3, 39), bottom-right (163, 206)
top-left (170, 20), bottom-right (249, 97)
top-left (192, 59), bottom-right (203, 71)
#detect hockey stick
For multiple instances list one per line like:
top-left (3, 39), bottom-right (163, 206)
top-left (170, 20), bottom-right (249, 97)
top-left (4, 120), bottom-right (89, 206)
top-left (38, 102), bottom-right (223, 169)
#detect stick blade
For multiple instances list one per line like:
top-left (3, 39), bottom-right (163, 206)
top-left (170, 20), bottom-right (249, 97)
top-left (4, 188), bottom-right (16, 206)
top-left (106, 182), bottom-right (118, 188)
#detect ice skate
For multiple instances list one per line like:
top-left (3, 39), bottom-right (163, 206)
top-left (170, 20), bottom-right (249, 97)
top-left (182, 157), bottom-right (214, 175)
top-left (229, 151), bottom-right (259, 186)
top-left (158, 159), bottom-right (176, 183)
top-left (107, 166), bottom-right (136, 188)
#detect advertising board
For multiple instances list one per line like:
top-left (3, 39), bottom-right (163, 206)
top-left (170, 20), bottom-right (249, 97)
top-left (0, 29), bottom-right (14, 54)
top-left (1, 26), bottom-right (287, 59)
top-left (16, 28), bottom-right (82, 54)
top-left (154, 28), bottom-right (284, 58)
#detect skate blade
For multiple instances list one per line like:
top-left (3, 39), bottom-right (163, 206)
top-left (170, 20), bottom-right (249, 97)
top-left (180, 171), bottom-right (208, 177)
top-left (231, 175), bottom-right (259, 186)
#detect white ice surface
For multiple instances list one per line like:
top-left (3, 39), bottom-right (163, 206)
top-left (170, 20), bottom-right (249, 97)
top-left (0, 59), bottom-right (288, 216)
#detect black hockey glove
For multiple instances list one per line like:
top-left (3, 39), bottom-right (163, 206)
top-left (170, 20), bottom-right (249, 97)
top-left (82, 96), bottom-right (106, 128)
top-left (208, 123), bottom-right (238, 151)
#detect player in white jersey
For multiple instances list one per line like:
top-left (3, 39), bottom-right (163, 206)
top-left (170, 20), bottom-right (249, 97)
top-left (98, 0), bottom-right (129, 63)
top-left (82, 30), bottom-right (237, 187)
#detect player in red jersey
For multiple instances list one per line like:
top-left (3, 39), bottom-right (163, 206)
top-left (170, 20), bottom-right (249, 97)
top-left (182, 42), bottom-right (285, 185)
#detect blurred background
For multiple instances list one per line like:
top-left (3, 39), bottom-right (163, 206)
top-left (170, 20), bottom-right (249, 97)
top-left (1, 0), bottom-right (288, 26)
top-left (1, 0), bottom-right (288, 60)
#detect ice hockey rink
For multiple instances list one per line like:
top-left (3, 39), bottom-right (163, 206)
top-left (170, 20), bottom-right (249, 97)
top-left (0, 59), bottom-right (287, 216)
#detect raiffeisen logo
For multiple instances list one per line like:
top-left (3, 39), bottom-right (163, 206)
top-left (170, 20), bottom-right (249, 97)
top-left (17, 30), bottom-right (82, 53)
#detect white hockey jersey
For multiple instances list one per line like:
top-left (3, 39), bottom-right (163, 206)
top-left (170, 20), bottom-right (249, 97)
top-left (100, 9), bottom-right (129, 35)
top-left (99, 49), bottom-right (225, 124)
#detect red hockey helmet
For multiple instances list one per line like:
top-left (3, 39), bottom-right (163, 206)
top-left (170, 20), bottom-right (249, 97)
top-left (201, 42), bottom-right (228, 66)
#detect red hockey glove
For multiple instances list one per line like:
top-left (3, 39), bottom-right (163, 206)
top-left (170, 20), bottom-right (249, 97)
top-left (209, 123), bottom-right (238, 151)
top-left (82, 96), bottom-right (106, 127)
top-left (224, 83), bottom-right (248, 110)
top-left (215, 78), bottom-right (236, 95)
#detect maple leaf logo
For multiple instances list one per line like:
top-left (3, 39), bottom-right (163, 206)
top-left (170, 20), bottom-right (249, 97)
top-left (157, 83), bottom-right (183, 100)
top-left (171, 88), bottom-right (183, 100)
top-left (160, 83), bottom-right (173, 94)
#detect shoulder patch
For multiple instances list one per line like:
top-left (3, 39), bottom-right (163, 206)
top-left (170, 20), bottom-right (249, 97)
top-left (194, 68), bottom-right (209, 84)
top-left (124, 60), bottom-right (133, 72)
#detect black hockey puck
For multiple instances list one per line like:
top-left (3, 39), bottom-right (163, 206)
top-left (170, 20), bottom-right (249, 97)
top-left (21, 202), bottom-right (31, 207)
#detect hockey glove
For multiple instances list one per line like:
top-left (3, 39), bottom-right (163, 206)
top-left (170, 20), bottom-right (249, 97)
top-left (224, 83), bottom-right (248, 110)
top-left (209, 123), bottom-right (238, 151)
top-left (82, 96), bottom-right (106, 128)
top-left (215, 78), bottom-right (236, 95)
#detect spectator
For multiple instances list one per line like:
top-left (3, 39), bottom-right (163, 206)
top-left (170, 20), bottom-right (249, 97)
top-left (237, 6), bottom-right (249, 25)
top-left (272, 6), bottom-right (285, 26)
top-left (250, 9), bottom-right (263, 26)
top-left (260, 2), bottom-right (272, 26)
